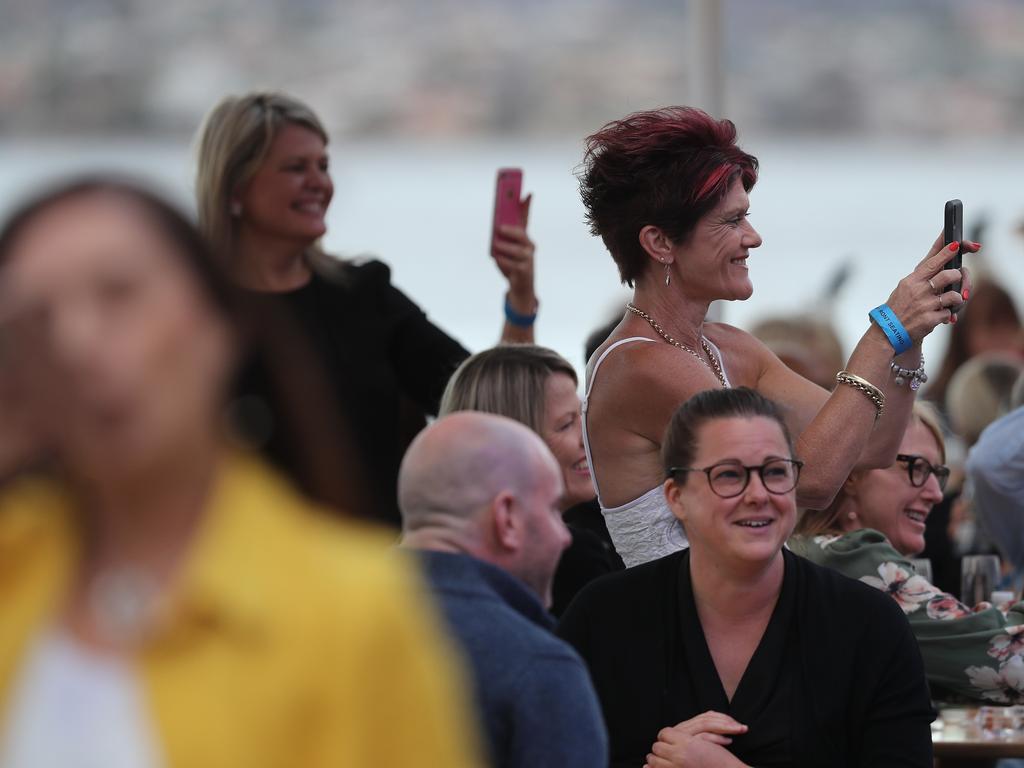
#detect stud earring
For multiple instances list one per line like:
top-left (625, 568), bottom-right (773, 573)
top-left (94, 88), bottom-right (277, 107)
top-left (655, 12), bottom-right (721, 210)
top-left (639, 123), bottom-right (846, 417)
top-left (847, 511), bottom-right (857, 521)
top-left (664, 262), bottom-right (671, 287)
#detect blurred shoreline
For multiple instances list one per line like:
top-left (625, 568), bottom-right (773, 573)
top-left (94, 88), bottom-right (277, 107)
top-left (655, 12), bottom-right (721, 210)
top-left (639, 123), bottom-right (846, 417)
top-left (3, 136), bottom-right (1023, 378)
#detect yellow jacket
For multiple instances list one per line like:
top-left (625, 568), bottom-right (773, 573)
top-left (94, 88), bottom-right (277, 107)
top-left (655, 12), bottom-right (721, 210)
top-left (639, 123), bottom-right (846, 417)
top-left (0, 453), bottom-right (483, 767)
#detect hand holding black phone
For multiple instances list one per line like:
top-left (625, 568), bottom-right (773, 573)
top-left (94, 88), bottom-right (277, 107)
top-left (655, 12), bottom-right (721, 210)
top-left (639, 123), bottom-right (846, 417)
top-left (943, 199), bottom-right (963, 300)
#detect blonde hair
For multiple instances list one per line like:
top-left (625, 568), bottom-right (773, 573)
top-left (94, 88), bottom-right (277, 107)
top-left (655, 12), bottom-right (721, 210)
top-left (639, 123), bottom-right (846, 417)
top-left (195, 92), bottom-right (328, 263)
top-left (794, 401), bottom-right (947, 538)
top-left (439, 346), bottom-right (578, 435)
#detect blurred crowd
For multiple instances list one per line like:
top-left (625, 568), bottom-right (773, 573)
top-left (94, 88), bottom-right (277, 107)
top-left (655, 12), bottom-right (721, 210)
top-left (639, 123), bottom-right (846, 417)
top-left (1, 92), bottom-right (1024, 768)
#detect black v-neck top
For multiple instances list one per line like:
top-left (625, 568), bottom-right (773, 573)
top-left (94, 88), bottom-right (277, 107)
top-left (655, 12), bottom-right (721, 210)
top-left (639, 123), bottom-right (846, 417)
top-left (675, 552), bottom-right (795, 766)
top-left (558, 549), bottom-right (934, 768)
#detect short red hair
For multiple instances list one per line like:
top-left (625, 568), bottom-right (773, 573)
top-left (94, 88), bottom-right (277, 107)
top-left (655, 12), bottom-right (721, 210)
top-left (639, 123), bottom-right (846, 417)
top-left (579, 106), bottom-right (758, 286)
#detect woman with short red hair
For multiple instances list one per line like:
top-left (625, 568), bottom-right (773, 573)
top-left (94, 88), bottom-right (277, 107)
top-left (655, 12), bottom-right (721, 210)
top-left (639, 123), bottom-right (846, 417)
top-left (579, 106), bottom-right (977, 567)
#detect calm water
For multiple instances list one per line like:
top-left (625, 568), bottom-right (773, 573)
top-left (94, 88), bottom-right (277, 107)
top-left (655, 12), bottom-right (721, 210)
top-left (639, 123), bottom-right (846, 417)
top-left (2, 137), bottom-right (1023, 377)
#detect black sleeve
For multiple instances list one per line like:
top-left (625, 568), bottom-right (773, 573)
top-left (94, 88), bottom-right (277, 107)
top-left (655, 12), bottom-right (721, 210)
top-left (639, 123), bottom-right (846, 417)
top-left (858, 599), bottom-right (935, 768)
top-left (359, 260), bottom-right (470, 415)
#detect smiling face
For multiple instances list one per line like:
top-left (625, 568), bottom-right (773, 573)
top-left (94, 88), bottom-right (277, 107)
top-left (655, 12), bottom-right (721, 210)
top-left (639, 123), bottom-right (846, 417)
top-left (0, 193), bottom-right (234, 481)
top-left (540, 372), bottom-right (593, 509)
top-left (671, 177), bottom-right (762, 302)
top-left (845, 419), bottom-right (945, 557)
top-left (235, 122), bottom-right (333, 247)
top-left (666, 415), bottom-right (796, 569)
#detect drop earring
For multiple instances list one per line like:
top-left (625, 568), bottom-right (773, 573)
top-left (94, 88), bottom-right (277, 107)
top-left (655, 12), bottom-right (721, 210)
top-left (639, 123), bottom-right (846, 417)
top-left (664, 262), bottom-right (671, 287)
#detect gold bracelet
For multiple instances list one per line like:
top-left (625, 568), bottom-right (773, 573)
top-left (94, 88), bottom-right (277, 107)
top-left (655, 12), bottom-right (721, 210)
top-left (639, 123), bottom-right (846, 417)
top-left (836, 370), bottom-right (885, 420)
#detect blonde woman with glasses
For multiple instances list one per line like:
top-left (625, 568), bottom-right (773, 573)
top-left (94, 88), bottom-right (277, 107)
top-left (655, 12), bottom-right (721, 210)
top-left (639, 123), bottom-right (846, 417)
top-left (791, 403), bottom-right (1024, 704)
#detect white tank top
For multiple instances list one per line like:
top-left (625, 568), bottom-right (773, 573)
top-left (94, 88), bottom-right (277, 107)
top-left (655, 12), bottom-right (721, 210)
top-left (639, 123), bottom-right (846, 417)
top-left (582, 335), bottom-right (731, 567)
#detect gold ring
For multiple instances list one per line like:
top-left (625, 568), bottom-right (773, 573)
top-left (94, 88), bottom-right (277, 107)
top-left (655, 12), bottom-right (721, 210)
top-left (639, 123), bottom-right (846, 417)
top-left (937, 295), bottom-right (944, 312)
top-left (928, 278), bottom-right (938, 294)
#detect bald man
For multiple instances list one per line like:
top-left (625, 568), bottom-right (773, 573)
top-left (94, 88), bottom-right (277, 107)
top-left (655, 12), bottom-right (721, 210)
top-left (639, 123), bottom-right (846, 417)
top-left (399, 412), bottom-right (608, 768)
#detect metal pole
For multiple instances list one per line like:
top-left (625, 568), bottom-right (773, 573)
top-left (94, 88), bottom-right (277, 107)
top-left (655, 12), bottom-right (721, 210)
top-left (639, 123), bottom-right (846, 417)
top-left (689, 0), bottom-right (725, 321)
top-left (688, 0), bottom-right (724, 118)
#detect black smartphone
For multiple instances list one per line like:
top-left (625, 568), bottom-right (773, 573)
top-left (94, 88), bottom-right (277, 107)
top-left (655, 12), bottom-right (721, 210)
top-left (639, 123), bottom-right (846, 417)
top-left (943, 199), bottom-right (963, 299)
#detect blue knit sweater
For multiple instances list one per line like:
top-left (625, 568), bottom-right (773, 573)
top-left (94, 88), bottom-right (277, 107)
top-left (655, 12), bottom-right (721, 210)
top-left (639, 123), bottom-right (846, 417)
top-left (417, 550), bottom-right (608, 768)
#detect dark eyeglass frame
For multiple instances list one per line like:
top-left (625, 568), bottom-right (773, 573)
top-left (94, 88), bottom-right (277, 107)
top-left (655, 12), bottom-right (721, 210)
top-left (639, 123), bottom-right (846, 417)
top-left (667, 458), bottom-right (804, 499)
top-left (895, 453), bottom-right (950, 491)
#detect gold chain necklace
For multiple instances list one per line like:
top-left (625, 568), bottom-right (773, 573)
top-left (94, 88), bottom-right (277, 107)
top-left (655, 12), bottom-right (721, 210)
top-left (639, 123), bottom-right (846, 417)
top-left (625, 303), bottom-right (728, 388)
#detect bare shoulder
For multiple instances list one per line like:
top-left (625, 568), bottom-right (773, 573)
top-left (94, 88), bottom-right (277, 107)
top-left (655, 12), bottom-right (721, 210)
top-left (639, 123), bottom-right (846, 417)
top-left (590, 331), bottom-right (708, 393)
top-left (588, 330), bottom-right (724, 439)
top-left (703, 322), bottom-right (775, 385)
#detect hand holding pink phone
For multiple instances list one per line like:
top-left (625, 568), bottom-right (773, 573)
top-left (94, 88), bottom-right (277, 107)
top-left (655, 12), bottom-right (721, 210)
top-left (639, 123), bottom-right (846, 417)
top-left (490, 169), bottom-right (535, 299)
top-left (491, 168), bottom-right (527, 253)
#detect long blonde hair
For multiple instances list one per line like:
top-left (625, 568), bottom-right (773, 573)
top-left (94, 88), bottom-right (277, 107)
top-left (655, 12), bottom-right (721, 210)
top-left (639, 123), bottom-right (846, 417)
top-left (195, 92), bottom-right (328, 263)
top-left (794, 401), bottom-right (946, 538)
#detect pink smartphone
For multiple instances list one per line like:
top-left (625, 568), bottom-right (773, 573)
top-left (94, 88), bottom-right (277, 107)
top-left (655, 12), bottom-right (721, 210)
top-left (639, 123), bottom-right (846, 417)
top-left (491, 168), bottom-right (523, 257)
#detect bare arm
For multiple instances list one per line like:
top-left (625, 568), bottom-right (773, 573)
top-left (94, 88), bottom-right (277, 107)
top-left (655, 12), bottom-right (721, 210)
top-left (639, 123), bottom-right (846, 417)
top-left (755, 326), bottom-right (912, 509)
top-left (493, 194), bottom-right (538, 344)
top-left (754, 233), bottom-right (977, 509)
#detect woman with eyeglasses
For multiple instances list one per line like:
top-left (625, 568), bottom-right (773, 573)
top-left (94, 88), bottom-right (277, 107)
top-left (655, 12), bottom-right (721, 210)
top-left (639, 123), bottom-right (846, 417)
top-left (791, 403), bottom-right (1024, 703)
top-left (559, 387), bottom-right (933, 768)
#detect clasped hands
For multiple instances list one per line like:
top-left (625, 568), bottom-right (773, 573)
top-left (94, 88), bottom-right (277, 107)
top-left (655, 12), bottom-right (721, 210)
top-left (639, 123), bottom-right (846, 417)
top-left (644, 711), bottom-right (751, 768)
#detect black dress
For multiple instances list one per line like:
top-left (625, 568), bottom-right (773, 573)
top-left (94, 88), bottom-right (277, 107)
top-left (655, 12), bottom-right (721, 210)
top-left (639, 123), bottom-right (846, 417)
top-left (557, 548), bottom-right (934, 768)
top-left (231, 259), bottom-right (469, 524)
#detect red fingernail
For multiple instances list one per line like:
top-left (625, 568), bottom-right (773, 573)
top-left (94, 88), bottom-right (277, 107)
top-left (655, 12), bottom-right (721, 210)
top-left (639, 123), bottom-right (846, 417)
top-left (963, 289), bottom-right (970, 300)
top-left (949, 241), bottom-right (959, 252)
top-left (951, 313), bottom-right (958, 324)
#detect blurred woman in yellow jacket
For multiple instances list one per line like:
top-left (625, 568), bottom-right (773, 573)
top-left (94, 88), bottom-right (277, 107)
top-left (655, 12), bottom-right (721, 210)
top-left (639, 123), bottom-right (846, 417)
top-left (0, 178), bottom-right (483, 768)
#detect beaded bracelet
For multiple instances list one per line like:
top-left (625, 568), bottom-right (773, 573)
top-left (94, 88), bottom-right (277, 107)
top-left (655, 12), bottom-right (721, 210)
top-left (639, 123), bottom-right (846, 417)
top-left (836, 370), bottom-right (885, 420)
top-left (890, 355), bottom-right (928, 391)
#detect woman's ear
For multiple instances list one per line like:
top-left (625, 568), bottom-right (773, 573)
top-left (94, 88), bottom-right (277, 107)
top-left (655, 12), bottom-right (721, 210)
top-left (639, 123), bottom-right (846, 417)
top-left (664, 477), bottom-right (688, 525)
top-left (228, 182), bottom-right (245, 218)
top-left (843, 471), bottom-right (863, 500)
top-left (835, 472), bottom-right (865, 529)
top-left (638, 225), bottom-right (675, 266)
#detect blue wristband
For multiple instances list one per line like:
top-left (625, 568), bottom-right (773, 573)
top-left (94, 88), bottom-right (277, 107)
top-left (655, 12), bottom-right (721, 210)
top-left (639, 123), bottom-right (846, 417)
top-left (869, 304), bottom-right (913, 355)
top-left (504, 296), bottom-right (538, 328)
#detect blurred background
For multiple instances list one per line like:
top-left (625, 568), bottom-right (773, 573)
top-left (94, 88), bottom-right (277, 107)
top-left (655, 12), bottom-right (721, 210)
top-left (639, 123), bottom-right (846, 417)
top-left (2, 0), bottom-right (1023, 372)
